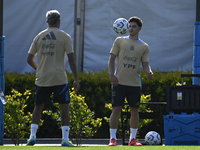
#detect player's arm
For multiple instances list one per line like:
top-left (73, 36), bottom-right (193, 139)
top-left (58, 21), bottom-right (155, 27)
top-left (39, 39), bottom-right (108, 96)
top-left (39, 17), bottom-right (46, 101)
top-left (67, 53), bottom-right (80, 93)
top-left (108, 53), bottom-right (118, 86)
top-left (142, 62), bottom-right (153, 80)
top-left (27, 53), bottom-right (37, 70)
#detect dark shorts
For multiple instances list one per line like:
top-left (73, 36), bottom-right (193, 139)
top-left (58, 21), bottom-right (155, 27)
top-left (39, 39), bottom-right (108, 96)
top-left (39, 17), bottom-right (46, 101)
top-left (35, 83), bottom-right (70, 105)
top-left (112, 84), bottom-right (141, 108)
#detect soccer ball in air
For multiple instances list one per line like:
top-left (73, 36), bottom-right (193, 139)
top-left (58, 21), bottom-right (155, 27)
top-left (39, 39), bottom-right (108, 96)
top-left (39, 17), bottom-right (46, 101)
top-left (113, 18), bottom-right (129, 35)
top-left (145, 131), bottom-right (161, 145)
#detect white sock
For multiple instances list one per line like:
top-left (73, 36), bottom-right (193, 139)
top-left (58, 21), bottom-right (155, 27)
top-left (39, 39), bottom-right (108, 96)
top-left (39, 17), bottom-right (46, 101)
top-left (30, 124), bottom-right (38, 138)
top-left (62, 126), bottom-right (70, 141)
top-left (110, 128), bottom-right (117, 140)
top-left (130, 128), bottom-right (138, 141)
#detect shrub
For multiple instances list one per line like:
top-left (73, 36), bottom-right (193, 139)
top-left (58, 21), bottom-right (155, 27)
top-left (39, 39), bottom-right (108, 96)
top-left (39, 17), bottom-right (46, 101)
top-left (3, 69), bottom-right (193, 139)
top-left (43, 89), bottom-right (102, 146)
top-left (4, 89), bottom-right (43, 145)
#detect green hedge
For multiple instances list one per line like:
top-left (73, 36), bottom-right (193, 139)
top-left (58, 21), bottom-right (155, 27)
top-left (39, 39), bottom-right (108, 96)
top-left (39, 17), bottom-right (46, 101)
top-left (4, 68), bottom-right (193, 138)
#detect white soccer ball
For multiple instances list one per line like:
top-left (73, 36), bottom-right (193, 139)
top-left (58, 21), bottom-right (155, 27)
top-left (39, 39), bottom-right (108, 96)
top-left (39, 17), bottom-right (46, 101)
top-left (113, 18), bottom-right (129, 35)
top-left (145, 131), bottom-right (161, 145)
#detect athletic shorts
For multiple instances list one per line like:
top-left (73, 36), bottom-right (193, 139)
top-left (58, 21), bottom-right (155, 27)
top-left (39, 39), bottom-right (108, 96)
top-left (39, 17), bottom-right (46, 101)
top-left (111, 84), bottom-right (141, 108)
top-left (35, 83), bottom-right (70, 105)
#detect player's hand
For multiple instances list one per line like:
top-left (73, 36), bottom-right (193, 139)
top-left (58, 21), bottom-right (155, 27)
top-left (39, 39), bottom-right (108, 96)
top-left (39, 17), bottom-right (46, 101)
top-left (147, 72), bottom-right (153, 80)
top-left (110, 75), bottom-right (118, 86)
top-left (73, 80), bottom-right (80, 93)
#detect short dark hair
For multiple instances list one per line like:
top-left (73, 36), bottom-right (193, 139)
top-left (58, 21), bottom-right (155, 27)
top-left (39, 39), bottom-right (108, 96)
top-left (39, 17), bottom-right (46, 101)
top-left (46, 10), bottom-right (60, 25)
top-left (128, 16), bottom-right (143, 27)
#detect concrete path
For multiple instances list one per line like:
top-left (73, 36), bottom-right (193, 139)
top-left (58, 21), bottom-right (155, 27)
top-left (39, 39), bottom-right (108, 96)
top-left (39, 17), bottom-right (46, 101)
top-left (3, 138), bottom-right (122, 146)
top-left (2, 138), bottom-right (164, 146)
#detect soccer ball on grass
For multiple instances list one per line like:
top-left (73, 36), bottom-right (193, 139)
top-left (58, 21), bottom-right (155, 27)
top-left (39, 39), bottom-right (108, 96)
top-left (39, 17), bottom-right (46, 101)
top-left (113, 18), bottom-right (129, 35)
top-left (145, 131), bottom-right (161, 145)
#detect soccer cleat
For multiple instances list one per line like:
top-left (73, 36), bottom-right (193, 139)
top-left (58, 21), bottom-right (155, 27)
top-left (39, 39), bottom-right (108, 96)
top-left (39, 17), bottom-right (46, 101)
top-left (26, 136), bottom-right (36, 146)
top-left (128, 138), bottom-right (142, 146)
top-left (61, 139), bottom-right (75, 147)
top-left (108, 138), bottom-right (117, 146)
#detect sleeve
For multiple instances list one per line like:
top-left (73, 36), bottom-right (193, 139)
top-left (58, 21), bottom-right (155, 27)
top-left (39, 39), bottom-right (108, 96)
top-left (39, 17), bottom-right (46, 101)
top-left (28, 36), bottom-right (38, 56)
top-left (141, 45), bottom-right (149, 62)
top-left (110, 37), bottom-right (120, 56)
top-left (65, 34), bottom-right (74, 54)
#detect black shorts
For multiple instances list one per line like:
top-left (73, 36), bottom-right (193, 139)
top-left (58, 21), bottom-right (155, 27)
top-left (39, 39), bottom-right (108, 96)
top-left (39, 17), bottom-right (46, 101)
top-left (35, 83), bottom-right (70, 105)
top-left (112, 84), bottom-right (141, 108)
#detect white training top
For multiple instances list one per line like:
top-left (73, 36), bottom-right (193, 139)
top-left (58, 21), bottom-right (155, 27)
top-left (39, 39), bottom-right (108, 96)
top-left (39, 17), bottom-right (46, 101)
top-left (110, 36), bottom-right (149, 86)
top-left (28, 27), bottom-right (73, 86)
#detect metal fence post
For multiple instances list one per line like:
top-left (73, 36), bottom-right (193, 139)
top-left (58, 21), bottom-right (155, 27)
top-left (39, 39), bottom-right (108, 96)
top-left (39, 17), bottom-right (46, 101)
top-left (0, 36), bottom-right (5, 145)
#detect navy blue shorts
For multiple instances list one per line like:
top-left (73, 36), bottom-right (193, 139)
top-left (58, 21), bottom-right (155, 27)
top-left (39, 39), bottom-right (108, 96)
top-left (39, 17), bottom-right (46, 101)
top-left (35, 83), bottom-right (70, 105)
top-left (112, 84), bottom-right (141, 108)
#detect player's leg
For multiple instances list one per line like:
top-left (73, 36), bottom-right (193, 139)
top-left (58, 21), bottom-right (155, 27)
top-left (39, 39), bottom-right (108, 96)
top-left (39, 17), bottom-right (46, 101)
top-left (129, 107), bottom-right (139, 137)
top-left (54, 83), bottom-right (74, 146)
top-left (109, 106), bottom-right (122, 146)
top-left (32, 104), bottom-right (45, 124)
top-left (109, 84), bottom-right (125, 146)
top-left (127, 86), bottom-right (142, 146)
top-left (59, 103), bottom-right (70, 141)
top-left (27, 104), bottom-right (44, 145)
top-left (110, 106), bottom-right (122, 129)
top-left (27, 85), bottom-right (50, 146)
top-left (59, 103), bottom-right (70, 126)
top-left (60, 103), bottom-right (74, 146)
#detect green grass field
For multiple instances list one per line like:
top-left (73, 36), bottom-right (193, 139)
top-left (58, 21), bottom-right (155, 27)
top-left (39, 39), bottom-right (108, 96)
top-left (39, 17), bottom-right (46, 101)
top-left (1, 146), bottom-right (200, 150)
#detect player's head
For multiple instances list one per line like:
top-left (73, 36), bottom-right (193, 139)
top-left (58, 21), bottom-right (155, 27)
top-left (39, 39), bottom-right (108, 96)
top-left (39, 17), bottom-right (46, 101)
top-left (128, 16), bottom-right (143, 27)
top-left (46, 10), bottom-right (60, 26)
top-left (128, 16), bottom-right (142, 37)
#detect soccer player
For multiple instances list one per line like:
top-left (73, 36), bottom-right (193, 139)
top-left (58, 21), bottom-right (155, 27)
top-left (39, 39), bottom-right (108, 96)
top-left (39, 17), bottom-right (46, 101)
top-left (26, 10), bottom-right (80, 146)
top-left (108, 16), bottom-right (153, 146)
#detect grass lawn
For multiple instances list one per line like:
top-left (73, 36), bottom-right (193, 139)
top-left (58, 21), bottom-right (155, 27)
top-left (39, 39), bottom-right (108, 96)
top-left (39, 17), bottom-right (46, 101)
top-left (1, 146), bottom-right (200, 150)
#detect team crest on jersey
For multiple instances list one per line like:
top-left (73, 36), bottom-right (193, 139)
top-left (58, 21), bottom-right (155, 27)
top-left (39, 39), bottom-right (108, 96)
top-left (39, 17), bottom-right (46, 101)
top-left (130, 45), bottom-right (134, 51)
